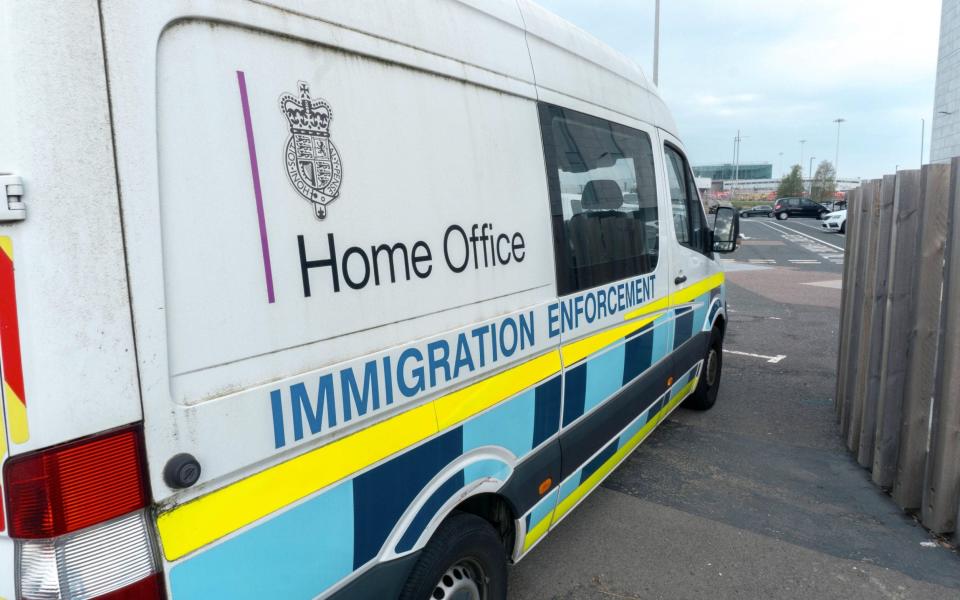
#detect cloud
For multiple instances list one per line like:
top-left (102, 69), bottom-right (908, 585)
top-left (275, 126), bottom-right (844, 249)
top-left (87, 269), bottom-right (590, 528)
top-left (534, 0), bottom-right (941, 178)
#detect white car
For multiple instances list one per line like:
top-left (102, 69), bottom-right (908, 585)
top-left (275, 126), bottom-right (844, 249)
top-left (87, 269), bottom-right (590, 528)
top-left (821, 209), bottom-right (847, 233)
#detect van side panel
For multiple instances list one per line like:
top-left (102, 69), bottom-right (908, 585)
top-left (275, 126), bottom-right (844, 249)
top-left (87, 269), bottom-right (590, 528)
top-left (92, 1), bottom-right (717, 597)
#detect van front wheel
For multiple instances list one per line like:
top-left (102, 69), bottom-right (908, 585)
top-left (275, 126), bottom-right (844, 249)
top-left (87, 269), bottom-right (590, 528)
top-left (685, 328), bottom-right (723, 411)
top-left (400, 512), bottom-right (508, 600)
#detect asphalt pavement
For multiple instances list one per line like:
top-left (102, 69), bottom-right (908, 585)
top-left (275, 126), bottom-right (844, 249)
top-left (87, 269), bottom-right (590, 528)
top-left (509, 217), bottom-right (960, 599)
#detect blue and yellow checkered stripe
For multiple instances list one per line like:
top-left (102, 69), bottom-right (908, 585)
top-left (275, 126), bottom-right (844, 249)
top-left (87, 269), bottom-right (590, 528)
top-left (167, 372), bottom-right (562, 598)
top-left (521, 363), bottom-right (700, 552)
top-left (561, 317), bottom-right (674, 428)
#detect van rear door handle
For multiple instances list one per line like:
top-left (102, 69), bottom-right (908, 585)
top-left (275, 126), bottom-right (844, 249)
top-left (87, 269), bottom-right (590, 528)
top-left (674, 275), bottom-right (687, 285)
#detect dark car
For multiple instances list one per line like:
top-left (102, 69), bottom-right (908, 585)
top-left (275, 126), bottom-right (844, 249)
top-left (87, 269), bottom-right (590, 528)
top-left (739, 204), bottom-right (772, 218)
top-left (772, 197), bottom-right (829, 220)
top-left (822, 200), bottom-right (847, 213)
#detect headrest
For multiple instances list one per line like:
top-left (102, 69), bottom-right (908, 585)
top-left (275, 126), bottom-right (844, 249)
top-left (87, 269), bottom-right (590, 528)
top-left (581, 180), bottom-right (623, 210)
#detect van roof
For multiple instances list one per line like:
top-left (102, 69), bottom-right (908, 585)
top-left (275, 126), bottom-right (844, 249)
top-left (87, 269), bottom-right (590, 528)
top-left (517, 0), bottom-right (678, 136)
top-left (257, 0), bottom-right (678, 137)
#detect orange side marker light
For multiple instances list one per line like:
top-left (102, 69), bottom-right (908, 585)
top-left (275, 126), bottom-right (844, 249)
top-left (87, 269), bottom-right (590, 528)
top-left (666, 376), bottom-right (674, 387)
top-left (538, 478), bottom-right (552, 495)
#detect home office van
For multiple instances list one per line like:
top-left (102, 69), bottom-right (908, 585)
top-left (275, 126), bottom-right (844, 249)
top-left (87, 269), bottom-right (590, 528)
top-left (0, 1), bottom-right (738, 598)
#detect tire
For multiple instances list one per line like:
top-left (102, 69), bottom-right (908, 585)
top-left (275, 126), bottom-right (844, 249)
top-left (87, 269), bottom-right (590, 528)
top-left (777, 212), bottom-right (788, 220)
top-left (684, 327), bottom-right (723, 411)
top-left (400, 512), bottom-right (508, 600)
top-left (742, 213), bottom-right (750, 218)
top-left (840, 221), bottom-right (845, 234)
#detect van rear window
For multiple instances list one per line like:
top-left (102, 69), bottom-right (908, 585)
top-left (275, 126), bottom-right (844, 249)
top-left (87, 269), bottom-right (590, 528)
top-left (538, 104), bottom-right (659, 296)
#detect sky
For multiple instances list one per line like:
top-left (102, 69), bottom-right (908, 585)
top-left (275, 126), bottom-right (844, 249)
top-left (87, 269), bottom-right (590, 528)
top-left (534, 0), bottom-right (942, 180)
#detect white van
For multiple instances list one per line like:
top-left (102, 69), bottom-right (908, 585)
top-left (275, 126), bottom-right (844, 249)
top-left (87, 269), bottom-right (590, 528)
top-left (0, 1), bottom-right (738, 598)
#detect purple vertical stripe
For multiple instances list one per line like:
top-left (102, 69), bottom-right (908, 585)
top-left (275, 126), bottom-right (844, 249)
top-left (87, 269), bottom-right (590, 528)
top-left (237, 70), bottom-right (276, 303)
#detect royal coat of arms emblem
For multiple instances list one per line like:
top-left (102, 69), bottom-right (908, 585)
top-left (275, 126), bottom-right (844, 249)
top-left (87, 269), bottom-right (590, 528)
top-left (279, 81), bottom-right (343, 219)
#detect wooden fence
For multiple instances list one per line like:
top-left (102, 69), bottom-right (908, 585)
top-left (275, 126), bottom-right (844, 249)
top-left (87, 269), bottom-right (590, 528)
top-left (836, 160), bottom-right (960, 538)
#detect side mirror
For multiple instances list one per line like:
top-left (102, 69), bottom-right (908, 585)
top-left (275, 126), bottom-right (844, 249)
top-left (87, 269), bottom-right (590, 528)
top-left (712, 206), bottom-right (739, 253)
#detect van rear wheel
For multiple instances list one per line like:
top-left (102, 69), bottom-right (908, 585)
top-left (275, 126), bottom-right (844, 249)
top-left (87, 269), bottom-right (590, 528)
top-left (777, 212), bottom-right (788, 220)
top-left (684, 328), bottom-right (723, 411)
top-left (400, 512), bottom-right (507, 600)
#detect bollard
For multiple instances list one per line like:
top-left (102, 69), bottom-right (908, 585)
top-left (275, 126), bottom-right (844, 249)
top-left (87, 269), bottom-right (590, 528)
top-left (893, 163), bottom-right (951, 511)
top-left (921, 157), bottom-right (960, 534)
top-left (847, 180), bottom-right (880, 454)
top-left (872, 170), bottom-right (922, 488)
top-left (858, 176), bottom-right (895, 467)
top-left (836, 188), bottom-right (862, 425)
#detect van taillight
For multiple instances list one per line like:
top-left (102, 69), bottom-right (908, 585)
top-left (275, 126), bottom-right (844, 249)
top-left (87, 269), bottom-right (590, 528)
top-left (5, 425), bottom-right (149, 538)
top-left (4, 425), bottom-right (164, 599)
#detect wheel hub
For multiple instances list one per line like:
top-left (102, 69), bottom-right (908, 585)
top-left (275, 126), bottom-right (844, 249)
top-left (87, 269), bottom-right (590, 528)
top-left (432, 560), bottom-right (486, 600)
top-left (706, 348), bottom-right (719, 387)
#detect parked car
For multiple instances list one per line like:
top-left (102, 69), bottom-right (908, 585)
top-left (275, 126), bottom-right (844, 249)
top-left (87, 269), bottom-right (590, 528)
top-left (821, 209), bottom-right (847, 233)
top-left (772, 197), bottom-right (829, 220)
top-left (822, 200), bottom-right (847, 213)
top-left (740, 204), bottom-right (772, 218)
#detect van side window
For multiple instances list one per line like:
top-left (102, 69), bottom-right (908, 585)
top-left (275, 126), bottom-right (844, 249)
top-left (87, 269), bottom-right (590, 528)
top-left (664, 144), bottom-right (707, 254)
top-left (538, 104), bottom-right (660, 296)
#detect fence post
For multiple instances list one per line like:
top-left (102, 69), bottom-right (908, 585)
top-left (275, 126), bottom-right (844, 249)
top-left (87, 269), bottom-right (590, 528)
top-left (893, 163), bottom-right (951, 510)
top-left (921, 158), bottom-right (960, 534)
top-left (872, 170), bottom-right (922, 487)
top-left (858, 176), bottom-right (896, 467)
top-left (847, 180), bottom-right (880, 453)
top-left (836, 188), bottom-right (862, 426)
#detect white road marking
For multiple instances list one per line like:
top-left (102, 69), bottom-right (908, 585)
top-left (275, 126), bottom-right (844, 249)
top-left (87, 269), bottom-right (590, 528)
top-left (789, 259), bottom-right (821, 264)
top-left (764, 220), bottom-right (845, 252)
top-left (724, 349), bottom-right (787, 363)
top-left (748, 258), bottom-right (776, 263)
top-left (802, 279), bottom-right (843, 289)
top-left (742, 220), bottom-right (846, 265)
top-left (722, 262), bottom-right (772, 272)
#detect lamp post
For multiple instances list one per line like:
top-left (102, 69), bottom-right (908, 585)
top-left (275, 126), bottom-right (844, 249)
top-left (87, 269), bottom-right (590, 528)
top-left (833, 118), bottom-right (845, 176)
top-left (799, 139), bottom-right (807, 176)
top-left (653, 0), bottom-right (660, 85)
top-left (731, 130), bottom-right (746, 200)
top-left (809, 156), bottom-right (815, 197)
top-left (777, 152), bottom-right (783, 177)
top-left (921, 118), bottom-right (925, 166)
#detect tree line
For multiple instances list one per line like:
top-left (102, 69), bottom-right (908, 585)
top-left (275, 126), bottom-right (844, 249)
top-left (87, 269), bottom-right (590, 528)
top-left (777, 160), bottom-right (837, 202)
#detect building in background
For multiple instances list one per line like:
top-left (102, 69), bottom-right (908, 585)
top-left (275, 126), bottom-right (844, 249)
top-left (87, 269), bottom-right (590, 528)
top-left (931, 0), bottom-right (960, 163)
top-left (692, 162), bottom-right (773, 180)
top-left (701, 177), bottom-right (860, 202)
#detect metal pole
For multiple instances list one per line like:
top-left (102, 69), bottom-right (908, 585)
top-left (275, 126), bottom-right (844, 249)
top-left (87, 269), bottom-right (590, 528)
top-left (653, 0), bottom-right (660, 85)
top-left (809, 156), bottom-right (815, 196)
top-left (800, 139), bottom-right (807, 177)
top-left (735, 130), bottom-right (741, 183)
top-left (920, 118), bottom-right (925, 166)
top-left (834, 118), bottom-right (845, 175)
